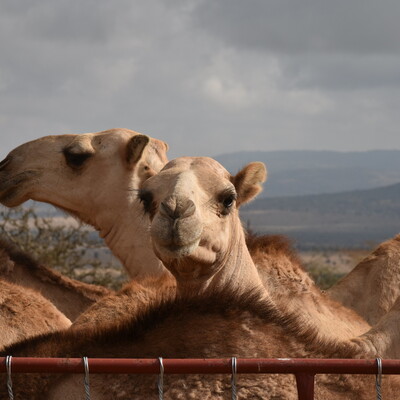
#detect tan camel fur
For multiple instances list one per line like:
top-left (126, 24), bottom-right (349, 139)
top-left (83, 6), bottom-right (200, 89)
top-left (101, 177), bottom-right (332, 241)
top-left (1, 157), bottom-right (400, 399)
top-left (245, 233), bottom-right (370, 338)
top-left (0, 279), bottom-right (71, 351)
top-left (328, 234), bottom-right (400, 325)
top-left (0, 238), bottom-right (111, 321)
top-left (0, 128), bottom-right (169, 279)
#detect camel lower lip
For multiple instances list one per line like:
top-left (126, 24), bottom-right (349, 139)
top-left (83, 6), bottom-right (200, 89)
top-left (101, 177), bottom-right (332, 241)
top-left (0, 186), bottom-right (19, 204)
top-left (156, 238), bottom-right (200, 258)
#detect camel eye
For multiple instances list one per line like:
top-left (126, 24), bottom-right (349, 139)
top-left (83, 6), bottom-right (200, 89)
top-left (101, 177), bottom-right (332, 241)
top-left (219, 191), bottom-right (237, 215)
top-left (222, 194), bottom-right (235, 208)
top-left (63, 150), bottom-right (92, 169)
top-left (138, 190), bottom-right (155, 214)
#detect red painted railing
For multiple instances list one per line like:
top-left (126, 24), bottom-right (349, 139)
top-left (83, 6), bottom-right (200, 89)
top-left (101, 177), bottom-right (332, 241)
top-left (2, 357), bottom-right (400, 399)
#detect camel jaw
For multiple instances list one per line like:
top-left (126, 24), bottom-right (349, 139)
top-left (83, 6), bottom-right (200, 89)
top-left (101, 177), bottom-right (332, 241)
top-left (0, 170), bottom-right (40, 206)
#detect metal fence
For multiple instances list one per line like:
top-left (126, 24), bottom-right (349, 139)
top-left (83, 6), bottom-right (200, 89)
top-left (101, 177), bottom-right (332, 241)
top-left (2, 357), bottom-right (400, 399)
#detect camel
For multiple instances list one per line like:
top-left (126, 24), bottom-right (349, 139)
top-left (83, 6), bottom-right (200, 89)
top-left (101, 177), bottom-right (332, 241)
top-left (2, 157), bottom-right (400, 399)
top-left (328, 234), bottom-right (400, 325)
top-left (71, 161), bottom-right (369, 341)
top-left (0, 128), bottom-right (169, 279)
top-left (0, 130), bottom-right (396, 327)
top-left (0, 279), bottom-right (71, 351)
top-left (0, 238), bottom-right (111, 321)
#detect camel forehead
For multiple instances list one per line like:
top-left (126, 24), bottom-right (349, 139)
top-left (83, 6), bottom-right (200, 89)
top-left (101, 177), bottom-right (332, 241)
top-left (8, 128), bottom-right (141, 156)
top-left (145, 157), bottom-right (232, 195)
top-left (162, 157), bottom-right (229, 178)
top-left (61, 128), bottom-right (141, 149)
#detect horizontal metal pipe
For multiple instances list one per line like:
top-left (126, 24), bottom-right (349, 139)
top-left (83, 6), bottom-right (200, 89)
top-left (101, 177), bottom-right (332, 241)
top-left (1, 358), bottom-right (400, 375)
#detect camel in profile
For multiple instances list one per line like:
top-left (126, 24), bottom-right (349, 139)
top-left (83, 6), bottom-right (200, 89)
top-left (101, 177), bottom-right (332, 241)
top-left (0, 238), bottom-right (111, 321)
top-left (0, 128), bottom-right (169, 279)
top-left (2, 157), bottom-right (400, 399)
top-left (0, 279), bottom-right (71, 351)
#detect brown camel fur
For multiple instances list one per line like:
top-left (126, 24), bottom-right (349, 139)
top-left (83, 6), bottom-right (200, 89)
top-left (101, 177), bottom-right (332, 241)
top-left (0, 279), bottom-right (71, 351)
top-left (0, 238), bottom-right (111, 321)
top-left (1, 157), bottom-right (400, 399)
top-left (328, 234), bottom-right (400, 325)
top-left (71, 273), bottom-right (175, 330)
top-left (3, 290), bottom-right (400, 399)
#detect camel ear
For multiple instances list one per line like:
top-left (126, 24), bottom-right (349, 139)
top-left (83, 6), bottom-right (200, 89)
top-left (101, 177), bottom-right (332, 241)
top-left (160, 140), bottom-right (169, 152)
top-left (232, 162), bottom-right (267, 207)
top-left (126, 135), bottom-right (150, 166)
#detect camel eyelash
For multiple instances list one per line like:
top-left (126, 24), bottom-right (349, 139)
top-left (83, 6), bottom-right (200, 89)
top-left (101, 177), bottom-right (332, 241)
top-left (218, 190), bottom-right (237, 207)
top-left (63, 150), bottom-right (93, 169)
top-left (138, 190), bottom-right (156, 215)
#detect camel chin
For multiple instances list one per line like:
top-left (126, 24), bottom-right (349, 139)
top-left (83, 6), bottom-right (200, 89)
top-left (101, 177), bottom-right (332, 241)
top-left (0, 187), bottom-right (29, 207)
top-left (0, 170), bottom-right (39, 207)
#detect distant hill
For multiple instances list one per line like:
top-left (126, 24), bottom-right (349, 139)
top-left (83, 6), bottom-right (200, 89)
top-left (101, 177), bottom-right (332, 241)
top-left (241, 182), bottom-right (400, 249)
top-left (215, 150), bottom-right (400, 197)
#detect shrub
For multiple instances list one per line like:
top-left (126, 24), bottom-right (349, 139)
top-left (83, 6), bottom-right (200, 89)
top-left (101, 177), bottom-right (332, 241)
top-left (0, 204), bottom-right (127, 289)
top-left (304, 262), bottom-right (345, 290)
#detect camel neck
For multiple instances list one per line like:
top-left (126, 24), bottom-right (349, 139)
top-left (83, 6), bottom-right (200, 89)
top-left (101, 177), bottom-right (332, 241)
top-left (96, 204), bottom-right (165, 279)
top-left (176, 228), bottom-right (267, 298)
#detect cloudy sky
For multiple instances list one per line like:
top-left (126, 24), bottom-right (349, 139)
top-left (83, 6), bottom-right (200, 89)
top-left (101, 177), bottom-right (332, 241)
top-left (1, 0), bottom-right (400, 159)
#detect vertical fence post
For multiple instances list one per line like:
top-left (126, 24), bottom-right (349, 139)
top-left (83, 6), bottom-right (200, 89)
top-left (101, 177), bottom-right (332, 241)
top-left (295, 373), bottom-right (315, 400)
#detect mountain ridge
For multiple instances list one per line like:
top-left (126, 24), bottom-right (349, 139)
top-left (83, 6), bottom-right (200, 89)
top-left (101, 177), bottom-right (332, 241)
top-left (241, 181), bottom-right (400, 249)
top-left (215, 149), bottom-right (400, 197)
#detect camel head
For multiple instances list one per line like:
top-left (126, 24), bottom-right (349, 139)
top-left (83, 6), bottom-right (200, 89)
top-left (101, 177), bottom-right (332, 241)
top-left (0, 128), bottom-right (168, 224)
top-left (139, 156), bottom-right (267, 293)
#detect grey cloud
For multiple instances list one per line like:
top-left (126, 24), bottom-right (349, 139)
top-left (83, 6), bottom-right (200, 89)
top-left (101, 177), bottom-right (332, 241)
top-left (1, 0), bottom-right (400, 161)
top-left (192, 0), bottom-right (400, 54)
top-left (280, 54), bottom-right (400, 91)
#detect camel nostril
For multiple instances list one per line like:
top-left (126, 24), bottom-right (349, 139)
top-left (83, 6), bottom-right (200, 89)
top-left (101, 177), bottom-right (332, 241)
top-left (160, 197), bottom-right (196, 220)
top-left (0, 157), bottom-right (11, 171)
top-left (180, 199), bottom-right (195, 219)
top-left (160, 200), bottom-right (176, 219)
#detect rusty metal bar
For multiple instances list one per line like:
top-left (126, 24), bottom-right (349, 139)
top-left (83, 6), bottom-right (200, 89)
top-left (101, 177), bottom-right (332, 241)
top-left (295, 373), bottom-right (315, 400)
top-left (1, 357), bottom-right (400, 375)
top-left (2, 358), bottom-right (399, 400)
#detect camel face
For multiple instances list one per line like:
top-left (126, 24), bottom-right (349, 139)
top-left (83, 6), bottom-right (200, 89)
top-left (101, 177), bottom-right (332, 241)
top-left (140, 157), bottom-right (266, 282)
top-left (0, 128), bottom-right (168, 220)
